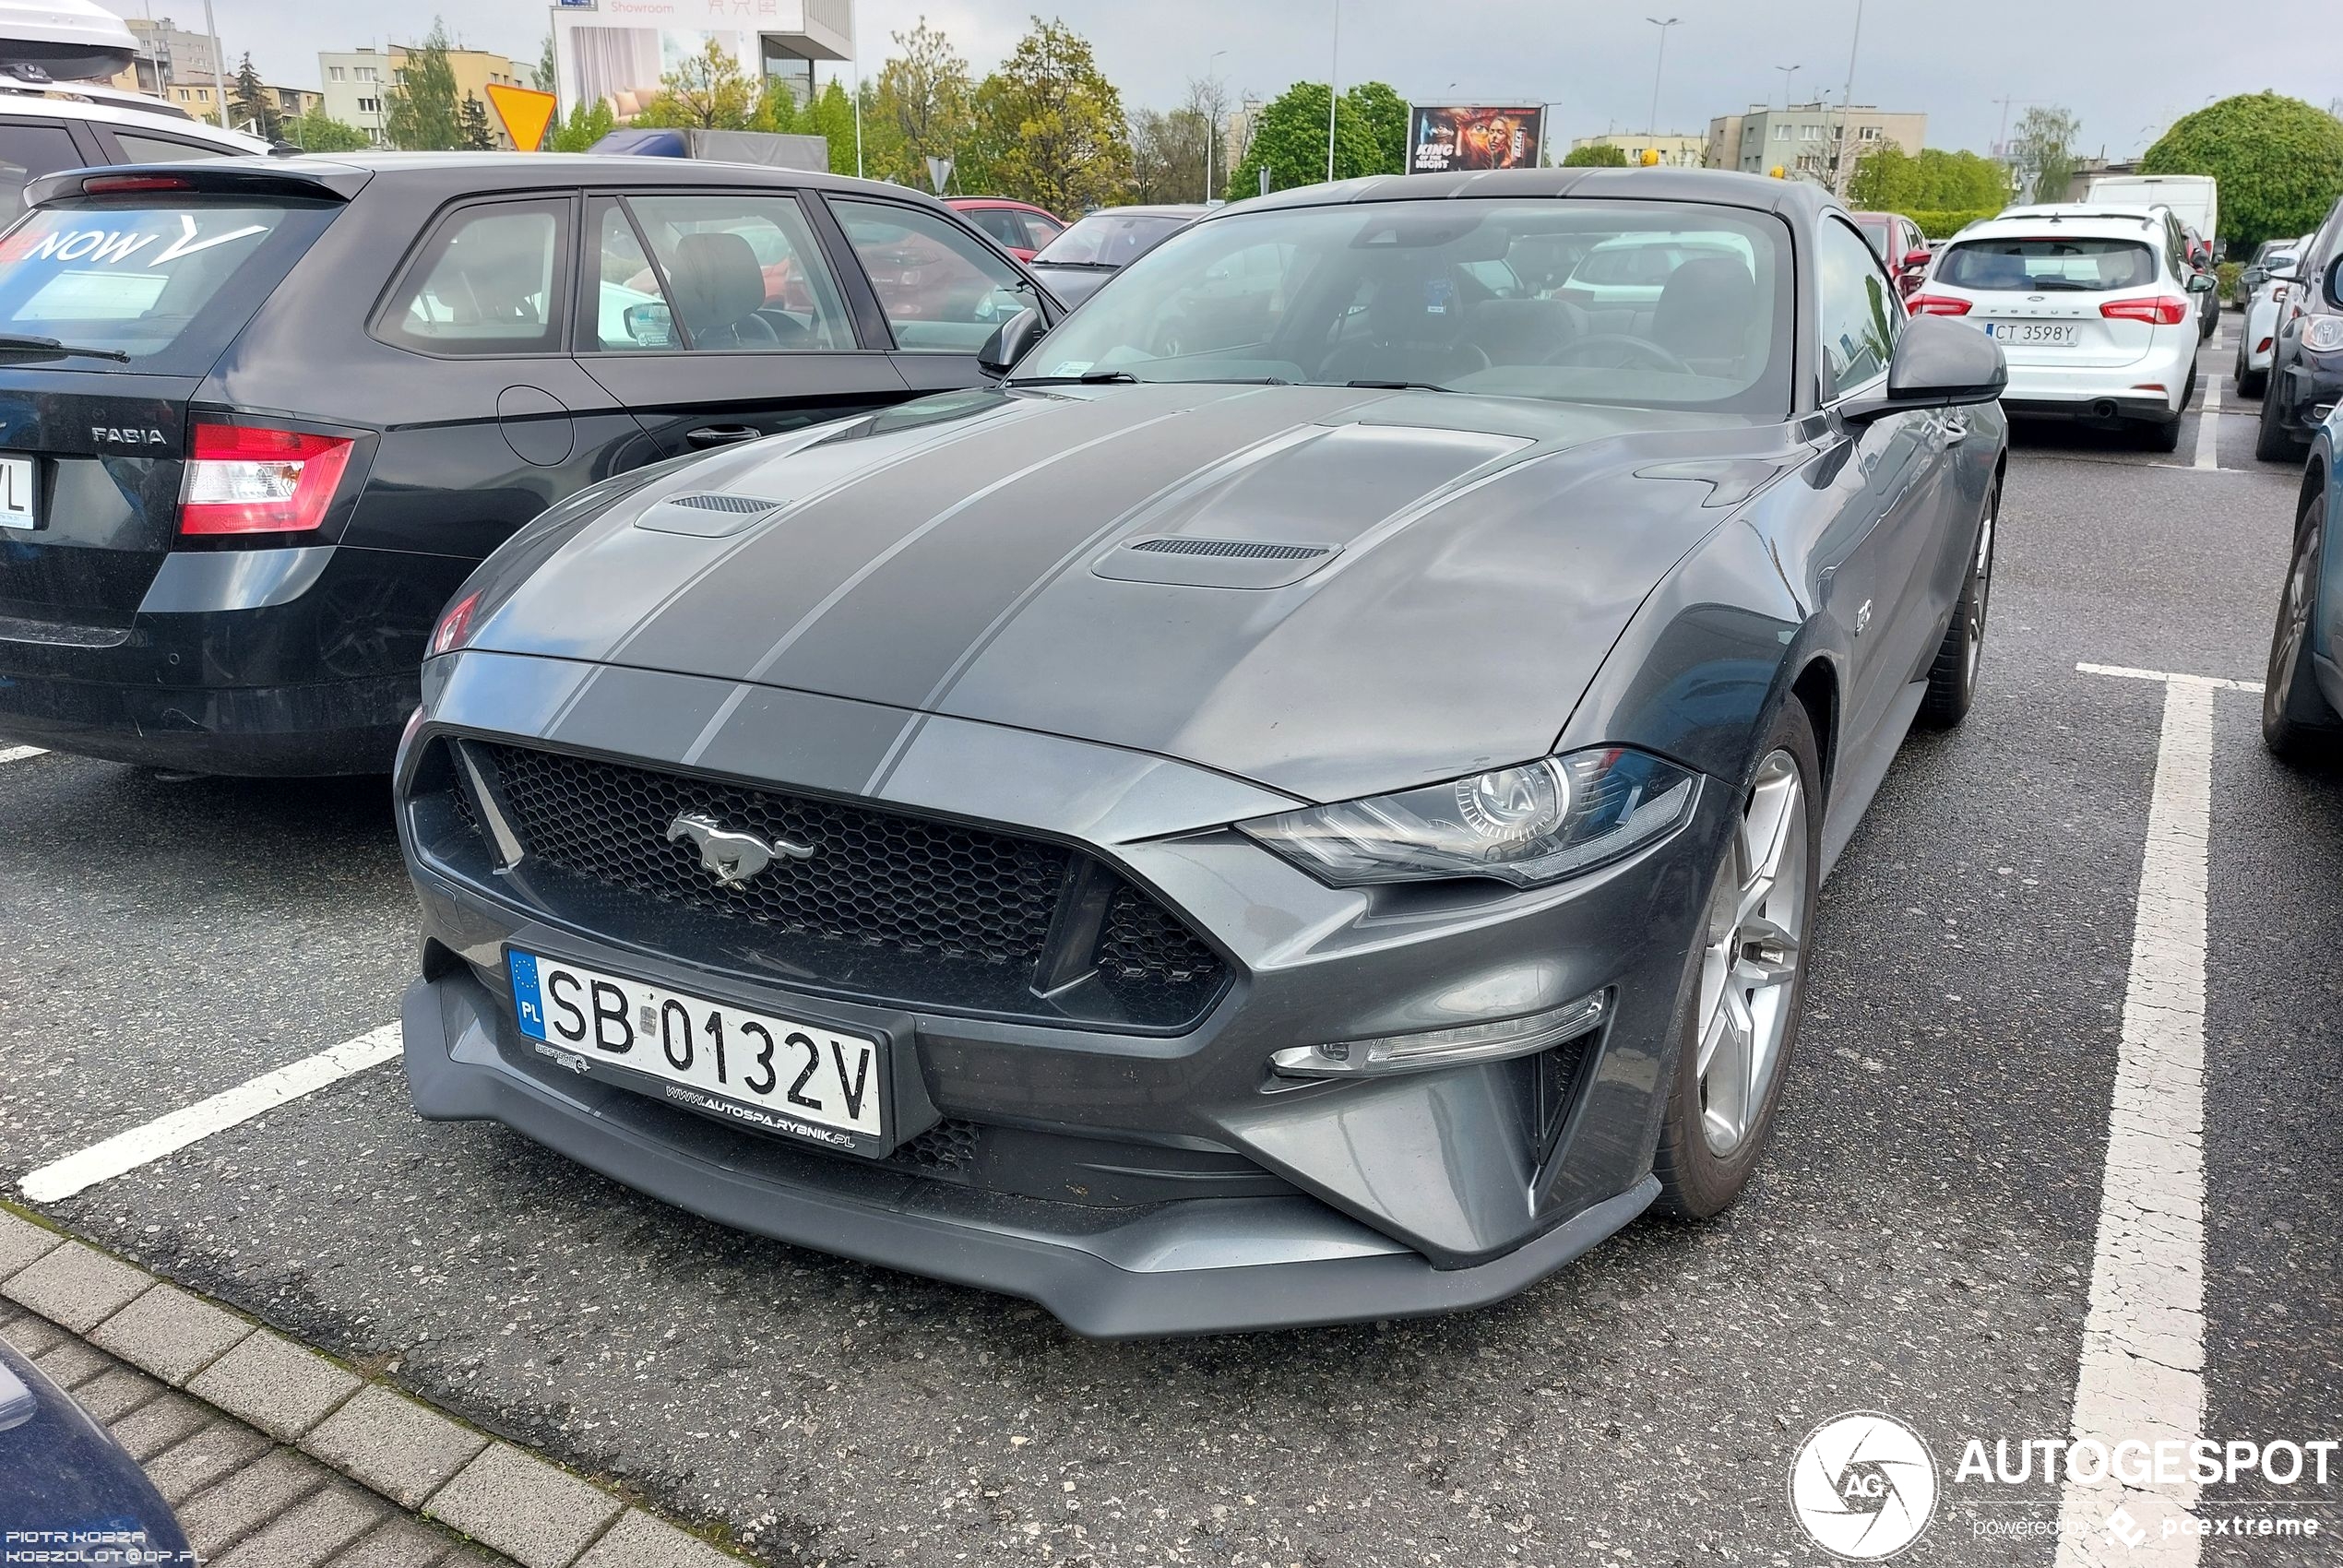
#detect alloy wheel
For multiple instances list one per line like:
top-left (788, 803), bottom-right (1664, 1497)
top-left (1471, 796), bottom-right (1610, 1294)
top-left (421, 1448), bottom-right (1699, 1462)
top-left (2268, 517), bottom-right (2320, 726)
top-left (1965, 489), bottom-right (1997, 686)
top-left (1694, 750), bottom-right (1809, 1157)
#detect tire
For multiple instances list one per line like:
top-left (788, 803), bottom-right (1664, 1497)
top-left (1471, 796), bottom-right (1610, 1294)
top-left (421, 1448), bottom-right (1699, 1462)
top-left (2265, 493), bottom-right (2343, 763)
top-left (1653, 700), bottom-right (1822, 1219)
top-left (2257, 376), bottom-right (2306, 462)
top-left (2238, 363), bottom-right (2266, 399)
top-left (1918, 477), bottom-right (1997, 728)
top-left (2142, 415), bottom-right (2183, 454)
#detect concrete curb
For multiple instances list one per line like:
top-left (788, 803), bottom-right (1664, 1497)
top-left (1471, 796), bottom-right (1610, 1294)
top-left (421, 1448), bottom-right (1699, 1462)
top-left (0, 1205), bottom-right (743, 1568)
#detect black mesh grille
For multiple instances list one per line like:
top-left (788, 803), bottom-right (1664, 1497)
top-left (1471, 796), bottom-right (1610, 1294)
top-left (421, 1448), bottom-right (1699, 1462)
top-left (484, 743), bottom-right (1065, 967)
top-left (450, 742), bottom-right (1227, 1028)
top-left (671, 493), bottom-right (781, 514)
top-left (890, 1117), bottom-right (981, 1173)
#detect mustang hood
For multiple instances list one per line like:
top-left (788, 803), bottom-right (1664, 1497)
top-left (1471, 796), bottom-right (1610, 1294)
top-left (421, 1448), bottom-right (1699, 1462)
top-left (465, 383), bottom-right (1783, 803)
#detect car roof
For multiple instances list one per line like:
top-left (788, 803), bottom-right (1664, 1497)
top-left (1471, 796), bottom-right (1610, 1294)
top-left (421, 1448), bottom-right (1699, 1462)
top-left (0, 87), bottom-right (271, 151)
top-left (1950, 209), bottom-right (2171, 244)
top-left (1213, 166), bottom-right (1842, 228)
top-left (23, 150), bottom-right (981, 208)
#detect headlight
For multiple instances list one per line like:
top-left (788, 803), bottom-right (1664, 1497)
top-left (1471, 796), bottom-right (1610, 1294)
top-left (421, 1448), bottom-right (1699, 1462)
top-left (2304, 315), bottom-right (2343, 353)
top-left (1239, 747), bottom-right (1700, 887)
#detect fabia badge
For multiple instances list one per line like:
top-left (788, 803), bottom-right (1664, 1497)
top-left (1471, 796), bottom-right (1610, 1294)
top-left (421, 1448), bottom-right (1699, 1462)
top-left (1789, 1410), bottom-right (1939, 1560)
top-left (665, 811), bottom-right (815, 888)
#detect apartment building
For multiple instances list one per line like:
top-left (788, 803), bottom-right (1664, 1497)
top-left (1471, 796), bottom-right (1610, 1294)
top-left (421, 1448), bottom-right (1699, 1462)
top-left (318, 44), bottom-right (524, 148)
top-left (1568, 132), bottom-right (1707, 168)
top-left (1706, 103), bottom-right (1927, 188)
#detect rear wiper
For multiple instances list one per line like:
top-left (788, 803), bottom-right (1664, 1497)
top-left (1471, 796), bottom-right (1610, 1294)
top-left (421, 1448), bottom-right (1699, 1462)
top-left (1009, 370), bottom-right (1139, 386)
top-left (0, 334), bottom-right (130, 363)
top-left (1339, 379), bottom-right (1454, 393)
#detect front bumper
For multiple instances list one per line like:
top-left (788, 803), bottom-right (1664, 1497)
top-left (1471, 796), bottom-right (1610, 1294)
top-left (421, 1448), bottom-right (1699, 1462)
top-left (397, 651), bottom-right (1726, 1333)
top-left (2271, 347), bottom-right (2343, 442)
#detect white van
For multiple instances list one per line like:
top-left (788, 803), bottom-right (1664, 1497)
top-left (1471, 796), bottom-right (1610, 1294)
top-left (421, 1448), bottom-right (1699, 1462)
top-left (2087, 174), bottom-right (2218, 253)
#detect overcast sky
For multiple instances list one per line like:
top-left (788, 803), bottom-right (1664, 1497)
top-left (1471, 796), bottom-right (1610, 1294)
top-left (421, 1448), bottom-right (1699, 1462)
top-left (110, 0), bottom-right (2343, 160)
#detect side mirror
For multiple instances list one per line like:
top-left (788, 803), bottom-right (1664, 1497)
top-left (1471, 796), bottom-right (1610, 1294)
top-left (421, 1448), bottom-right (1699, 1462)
top-left (1901, 247), bottom-right (1932, 272)
top-left (2327, 255), bottom-right (2343, 310)
top-left (622, 302), bottom-right (675, 348)
top-left (977, 306), bottom-right (1044, 378)
top-left (2185, 270), bottom-right (2217, 294)
top-left (1839, 314), bottom-right (2006, 423)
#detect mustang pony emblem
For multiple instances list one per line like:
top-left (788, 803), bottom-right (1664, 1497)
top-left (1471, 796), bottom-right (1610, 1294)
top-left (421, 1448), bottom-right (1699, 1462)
top-left (665, 812), bottom-right (816, 887)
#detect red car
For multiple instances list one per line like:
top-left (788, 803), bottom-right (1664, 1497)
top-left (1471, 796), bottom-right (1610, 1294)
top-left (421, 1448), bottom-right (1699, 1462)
top-left (946, 197), bottom-right (1066, 261)
top-left (1852, 211), bottom-right (1932, 299)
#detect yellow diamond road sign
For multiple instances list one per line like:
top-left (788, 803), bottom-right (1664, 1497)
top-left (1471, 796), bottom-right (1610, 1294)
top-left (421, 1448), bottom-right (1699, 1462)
top-left (485, 84), bottom-right (557, 152)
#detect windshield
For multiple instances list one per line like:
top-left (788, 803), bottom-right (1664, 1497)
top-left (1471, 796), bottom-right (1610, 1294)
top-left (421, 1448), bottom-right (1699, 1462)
top-left (1034, 211), bottom-right (1192, 267)
top-left (1852, 214), bottom-right (1891, 260)
top-left (1013, 198), bottom-right (1791, 416)
top-left (1938, 236), bottom-right (2157, 292)
top-left (0, 196), bottom-right (338, 371)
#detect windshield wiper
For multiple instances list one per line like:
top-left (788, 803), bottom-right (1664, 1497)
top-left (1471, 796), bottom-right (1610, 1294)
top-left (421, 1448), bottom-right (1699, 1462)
top-left (1338, 379), bottom-right (1455, 393)
top-left (0, 334), bottom-right (130, 363)
top-left (1008, 369), bottom-right (1140, 386)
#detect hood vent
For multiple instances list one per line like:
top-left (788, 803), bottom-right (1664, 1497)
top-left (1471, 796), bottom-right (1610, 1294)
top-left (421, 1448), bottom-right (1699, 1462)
top-left (633, 493), bottom-right (790, 538)
top-left (1129, 537), bottom-right (1331, 561)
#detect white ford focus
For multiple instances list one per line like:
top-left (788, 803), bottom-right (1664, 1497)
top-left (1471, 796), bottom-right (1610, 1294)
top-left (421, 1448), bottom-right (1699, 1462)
top-left (1910, 205), bottom-right (2214, 451)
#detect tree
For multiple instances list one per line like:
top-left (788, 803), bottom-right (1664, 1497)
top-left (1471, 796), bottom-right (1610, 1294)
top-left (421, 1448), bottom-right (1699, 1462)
top-left (548, 97), bottom-right (615, 153)
top-left (284, 107), bottom-right (370, 152)
top-left (458, 93), bottom-right (494, 151)
top-left (800, 78), bottom-right (862, 176)
top-left (2142, 92), bottom-right (2343, 252)
top-left (1343, 81), bottom-right (1409, 176)
top-left (1128, 105), bottom-right (1209, 203)
top-left (866, 19), bottom-right (972, 188)
top-left (384, 21), bottom-right (462, 151)
top-left (633, 39), bottom-right (757, 130)
top-left (2010, 105), bottom-right (2081, 204)
top-left (1223, 81), bottom-right (1380, 199)
top-left (531, 33), bottom-right (555, 94)
top-left (1849, 144), bottom-right (2013, 210)
top-left (1563, 141), bottom-right (1630, 168)
top-left (970, 18), bottom-right (1133, 213)
top-left (228, 53), bottom-right (279, 140)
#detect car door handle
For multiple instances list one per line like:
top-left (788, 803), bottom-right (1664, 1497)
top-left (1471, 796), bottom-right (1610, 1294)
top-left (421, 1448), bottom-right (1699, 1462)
top-left (685, 425), bottom-right (764, 448)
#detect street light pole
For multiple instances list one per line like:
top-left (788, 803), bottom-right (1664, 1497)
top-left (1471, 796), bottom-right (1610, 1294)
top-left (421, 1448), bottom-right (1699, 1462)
top-left (1205, 48), bottom-right (1226, 203)
top-left (849, 0), bottom-right (864, 180)
top-left (1775, 64), bottom-right (1800, 112)
top-left (1831, 0), bottom-right (1865, 196)
top-left (1644, 18), bottom-right (1679, 137)
top-left (1326, 0), bottom-right (1341, 184)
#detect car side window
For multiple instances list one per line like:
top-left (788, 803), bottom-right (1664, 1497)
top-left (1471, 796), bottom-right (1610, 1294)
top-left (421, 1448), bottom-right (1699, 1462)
top-left (113, 132), bottom-right (231, 163)
top-left (1816, 217), bottom-right (1898, 399)
top-left (378, 198), bottom-right (569, 356)
top-left (0, 122), bottom-right (87, 225)
top-left (621, 193), bottom-right (850, 352)
top-left (830, 197), bottom-right (1029, 354)
top-left (1020, 212), bottom-right (1064, 252)
top-left (967, 207), bottom-right (1028, 249)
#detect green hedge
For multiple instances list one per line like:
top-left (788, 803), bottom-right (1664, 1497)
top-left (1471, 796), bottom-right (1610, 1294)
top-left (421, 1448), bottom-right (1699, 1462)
top-left (1909, 208), bottom-right (2004, 241)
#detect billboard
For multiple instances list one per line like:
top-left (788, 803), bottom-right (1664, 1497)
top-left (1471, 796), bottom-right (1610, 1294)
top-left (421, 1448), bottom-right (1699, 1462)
top-left (550, 1), bottom-right (850, 124)
top-left (1406, 104), bottom-right (1544, 174)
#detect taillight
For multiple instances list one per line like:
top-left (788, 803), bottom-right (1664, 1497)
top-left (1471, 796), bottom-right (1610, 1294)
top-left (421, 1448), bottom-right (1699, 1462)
top-left (179, 421), bottom-right (354, 536)
top-left (2099, 296), bottom-right (2189, 327)
top-left (429, 589), bottom-right (482, 657)
top-left (1907, 294), bottom-right (1971, 316)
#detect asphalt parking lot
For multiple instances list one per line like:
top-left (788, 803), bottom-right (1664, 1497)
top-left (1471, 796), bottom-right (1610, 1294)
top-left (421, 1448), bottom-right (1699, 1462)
top-left (5, 321), bottom-right (2338, 1567)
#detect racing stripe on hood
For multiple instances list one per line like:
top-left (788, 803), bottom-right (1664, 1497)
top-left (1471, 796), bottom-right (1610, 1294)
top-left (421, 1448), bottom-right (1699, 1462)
top-left (607, 384), bottom-right (1380, 709)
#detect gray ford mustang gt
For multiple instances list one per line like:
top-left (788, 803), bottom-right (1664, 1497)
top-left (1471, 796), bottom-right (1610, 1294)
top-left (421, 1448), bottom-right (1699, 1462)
top-left (394, 168), bottom-right (2007, 1336)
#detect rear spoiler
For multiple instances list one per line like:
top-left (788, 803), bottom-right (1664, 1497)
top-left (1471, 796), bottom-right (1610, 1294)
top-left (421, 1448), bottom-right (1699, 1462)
top-left (26, 160), bottom-right (373, 208)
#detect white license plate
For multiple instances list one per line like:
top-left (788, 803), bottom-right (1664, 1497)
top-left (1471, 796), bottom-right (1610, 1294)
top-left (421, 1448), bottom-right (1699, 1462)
top-left (0, 455), bottom-right (36, 528)
top-left (1986, 320), bottom-right (2078, 346)
top-left (508, 949), bottom-right (885, 1146)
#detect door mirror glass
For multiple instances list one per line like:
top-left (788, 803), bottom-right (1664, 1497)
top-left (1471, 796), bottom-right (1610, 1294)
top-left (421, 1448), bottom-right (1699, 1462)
top-left (977, 306), bottom-right (1043, 377)
top-left (2185, 270), bottom-right (2217, 294)
top-left (622, 302), bottom-right (676, 347)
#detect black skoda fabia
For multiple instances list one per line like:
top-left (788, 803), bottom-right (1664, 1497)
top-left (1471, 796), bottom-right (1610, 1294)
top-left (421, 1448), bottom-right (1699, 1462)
top-left (0, 153), bottom-right (1053, 774)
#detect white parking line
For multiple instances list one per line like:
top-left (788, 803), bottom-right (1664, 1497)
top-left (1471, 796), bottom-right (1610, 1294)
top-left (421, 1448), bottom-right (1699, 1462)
top-left (16, 1025), bottom-right (400, 1203)
top-left (2193, 374), bottom-right (2222, 470)
top-left (0, 745), bottom-right (46, 764)
top-left (2053, 663), bottom-right (2235, 1564)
